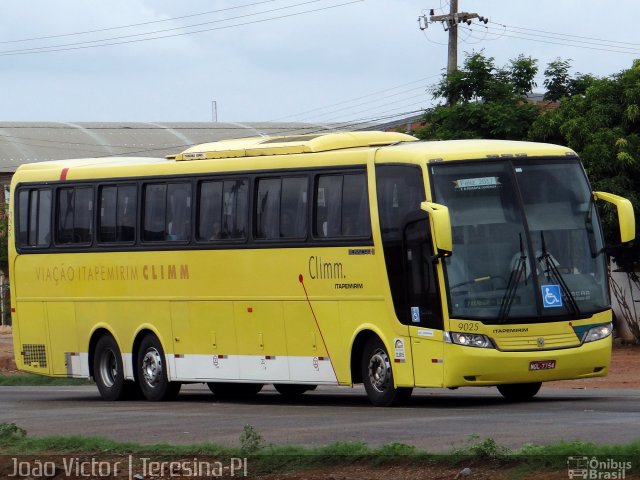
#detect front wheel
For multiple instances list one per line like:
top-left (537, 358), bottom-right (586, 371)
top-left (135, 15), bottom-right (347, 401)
top-left (361, 338), bottom-right (412, 407)
top-left (136, 334), bottom-right (181, 401)
top-left (497, 382), bottom-right (542, 401)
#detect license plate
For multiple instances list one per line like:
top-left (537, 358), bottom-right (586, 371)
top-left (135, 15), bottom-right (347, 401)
top-left (529, 360), bottom-right (556, 371)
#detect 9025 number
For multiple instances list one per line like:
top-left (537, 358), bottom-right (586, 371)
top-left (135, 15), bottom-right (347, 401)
top-left (457, 322), bottom-right (479, 332)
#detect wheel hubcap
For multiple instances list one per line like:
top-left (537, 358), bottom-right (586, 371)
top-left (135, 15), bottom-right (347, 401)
top-left (99, 348), bottom-right (118, 388)
top-left (368, 348), bottom-right (391, 393)
top-left (142, 348), bottom-right (163, 388)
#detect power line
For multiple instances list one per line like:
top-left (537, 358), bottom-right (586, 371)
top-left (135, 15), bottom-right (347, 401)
top-left (460, 22), bottom-right (640, 56)
top-left (0, 0), bottom-right (363, 56)
top-left (0, 0), bottom-right (333, 54)
top-left (318, 109), bottom-right (426, 133)
top-left (271, 104), bottom-right (420, 134)
top-left (269, 75), bottom-right (438, 121)
top-left (274, 85), bottom-right (433, 123)
top-left (464, 25), bottom-right (640, 56)
top-left (494, 22), bottom-right (640, 48)
top-left (0, 0), bottom-right (277, 45)
top-left (309, 94), bottom-right (430, 124)
top-left (485, 23), bottom-right (640, 53)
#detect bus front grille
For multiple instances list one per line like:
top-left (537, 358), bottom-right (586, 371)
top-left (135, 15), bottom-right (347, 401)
top-left (493, 333), bottom-right (580, 351)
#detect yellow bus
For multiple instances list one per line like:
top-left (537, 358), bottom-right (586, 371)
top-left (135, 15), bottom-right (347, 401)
top-left (9, 132), bottom-right (635, 406)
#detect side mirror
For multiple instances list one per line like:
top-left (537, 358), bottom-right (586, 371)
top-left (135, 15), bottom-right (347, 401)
top-left (594, 191), bottom-right (636, 243)
top-left (421, 201), bottom-right (452, 257)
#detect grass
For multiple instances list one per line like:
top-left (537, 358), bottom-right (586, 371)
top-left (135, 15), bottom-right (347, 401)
top-left (0, 423), bottom-right (638, 477)
top-left (0, 373), bottom-right (92, 386)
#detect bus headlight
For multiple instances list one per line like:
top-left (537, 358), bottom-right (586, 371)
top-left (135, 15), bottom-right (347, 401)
top-left (583, 323), bottom-right (613, 343)
top-left (445, 332), bottom-right (494, 349)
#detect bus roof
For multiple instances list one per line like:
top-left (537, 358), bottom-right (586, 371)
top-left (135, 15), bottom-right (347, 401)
top-left (170, 131), bottom-right (418, 160)
top-left (11, 133), bottom-right (578, 184)
top-left (172, 131), bottom-right (576, 162)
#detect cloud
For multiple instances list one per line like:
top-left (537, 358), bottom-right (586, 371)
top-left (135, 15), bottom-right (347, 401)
top-left (0, 0), bottom-right (637, 122)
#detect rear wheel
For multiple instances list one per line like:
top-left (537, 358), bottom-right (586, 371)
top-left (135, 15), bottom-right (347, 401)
top-left (361, 338), bottom-right (412, 407)
top-left (207, 382), bottom-right (263, 399)
top-left (274, 384), bottom-right (316, 397)
top-left (136, 334), bottom-right (181, 401)
top-left (94, 335), bottom-right (128, 401)
top-left (497, 382), bottom-right (542, 401)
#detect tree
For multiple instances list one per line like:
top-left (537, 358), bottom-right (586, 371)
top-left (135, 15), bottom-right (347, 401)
top-left (530, 59), bottom-right (640, 250)
top-left (543, 58), bottom-right (596, 101)
top-left (416, 52), bottom-right (540, 141)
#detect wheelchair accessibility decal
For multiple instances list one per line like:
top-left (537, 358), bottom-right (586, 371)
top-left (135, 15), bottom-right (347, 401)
top-left (542, 284), bottom-right (563, 308)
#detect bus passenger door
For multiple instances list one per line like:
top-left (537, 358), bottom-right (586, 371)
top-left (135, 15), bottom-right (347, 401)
top-left (402, 213), bottom-right (445, 387)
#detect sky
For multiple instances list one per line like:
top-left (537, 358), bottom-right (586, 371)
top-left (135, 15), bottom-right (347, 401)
top-left (1, 0), bottom-right (639, 124)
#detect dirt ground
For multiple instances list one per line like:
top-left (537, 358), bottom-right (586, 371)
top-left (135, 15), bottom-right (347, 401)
top-left (1, 331), bottom-right (638, 479)
top-left (0, 330), bottom-right (16, 373)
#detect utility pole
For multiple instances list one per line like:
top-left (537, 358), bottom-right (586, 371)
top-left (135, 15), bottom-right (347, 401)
top-left (418, 2), bottom-right (488, 77)
top-left (446, 0), bottom-right (458, 77)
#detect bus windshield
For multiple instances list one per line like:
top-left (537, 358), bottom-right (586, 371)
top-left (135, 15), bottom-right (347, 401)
top-left (431, 158), bottom-right (608, 324)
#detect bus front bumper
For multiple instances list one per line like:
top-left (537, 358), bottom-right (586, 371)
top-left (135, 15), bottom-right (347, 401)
top-left (442, 336), bottom-right (612, 387)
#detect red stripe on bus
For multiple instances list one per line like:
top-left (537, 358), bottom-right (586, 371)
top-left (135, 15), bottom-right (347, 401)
top-left (60, 168), bottom-right (69, 181)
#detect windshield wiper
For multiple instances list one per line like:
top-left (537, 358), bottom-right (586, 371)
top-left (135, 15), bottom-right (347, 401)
top-left (538, 231), bottom-right (580, 315)
top-left (498, 234), bottom-right (527, 323)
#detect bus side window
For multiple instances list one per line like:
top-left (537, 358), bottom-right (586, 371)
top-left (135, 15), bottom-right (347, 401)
top-left (166, 183), bottom-right (192, 241)
top-left (18, 190), bottom-right (29, 245)
top-left (316, 176), bottom-right (342, 238)
top-left (99, 185), bottom-right (137, 243)
top-left (314, 172), bottom-right (370, 239)
top-left (343, 174), bottom-right (371, 237)
top-left (143, 184), bottom-right (167, 242)
top-left (143, 182), bottom-right (191, 242)
top-left (116, 185), bottom-right (137, 242)
top-left (37, 190), bottom-right (52, 246)
top-left (17, 188), bottom-right (51, 248)
top-left (280, 177), bottom-right (307, 239)
top-left (256, 178), bottom-right (281, 240)
top-left (223, 179), bottom-right (248, 239)
top-left (198, 179), bottom-right (248, 242)
top-left (99, 186), bottom-right (117, 242)
top-left (198, 181), bottom-right (223, 240)
top-left (56, 186), bottom-right (93, 245)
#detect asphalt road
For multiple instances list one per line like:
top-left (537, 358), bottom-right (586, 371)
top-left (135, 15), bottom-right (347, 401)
top-left (1, 384), bottom-right (639, 452)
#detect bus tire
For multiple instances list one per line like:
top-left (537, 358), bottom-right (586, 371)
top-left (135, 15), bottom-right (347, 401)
top-left (207, 382), bottom-right (263, 399)
top-left (94, 335), bottom-right (128, 401)
top-left (274, 384), bottom-right (315, 397)
top-left (361, 337), bottom-right (412, 407)
top-left (497, 382), bottom-right (542, 401)
top-left (137, 334), bottom-right (181, 401)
